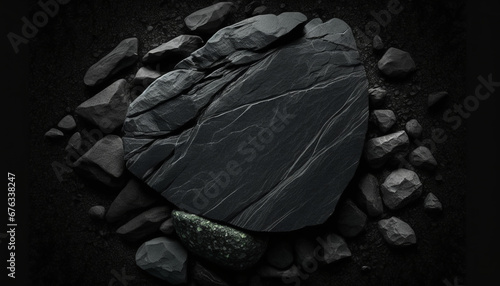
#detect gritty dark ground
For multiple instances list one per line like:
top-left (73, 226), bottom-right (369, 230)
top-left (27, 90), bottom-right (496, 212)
top-left (25, 0), bottom-right (465, 285)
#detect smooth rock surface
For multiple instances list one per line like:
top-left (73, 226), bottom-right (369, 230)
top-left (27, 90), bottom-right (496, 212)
top-left (65, 132), bottom-right (82, 151)
top-left (335, 200), bottom-right (367, 238)
top-left (381, 169), bottom-right (423, 210)
top-left (106, 177), bottom-right (159, 223)
top-left (409, 146), bottom-right (438, 170)
top-left (317, 233), bottom-right (351, 263)
top-left (57, 115), bottom-right (76, 132)
top-left (172, 211), bottom-right (267, 270)
top-left (76, 79), bottom-right (130, 133)
top-left (377, 47), bottom-right (416, 78)
top-left (74, 135), bottom-right (126, 188)
top-left (142, 35), bottom-right (204, 64)
top-left (136, 237), bottom-right (188, 284)
top-left (372, 109), bottom-right (396, 133)
top-left (265, 241), bottom-right (294, 270)
top-left (184, 2), bottom-right (235, 34)
top-left (252, 6), bottom-right (269, 16)
top-left (45, 128), bottom-right (64, 139)
top-left (424, 193), bottom-right (443, 212)
top-left (365, 131), bottom-right (410, 168)
top-left (123, 15), bottom-right (369, 232)
top-left (378, 217), bottom-right (416, 246)
top-left (84, 38), bottom-right (138, 86)
top-left (133, 67), bottom-right (162, 87)
top-left (355, 173), bottom-right (384, 217)
top-left (116, 206), bottom-right (171, 241)
top-left (405, 119), bottom-right (422, 139)
top-left (88, 205), bottom-right (106, 220)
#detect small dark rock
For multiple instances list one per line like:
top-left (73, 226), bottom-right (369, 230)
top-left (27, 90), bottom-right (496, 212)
top-left (368, 87), bottom-right (387, 106)
top-left (355, 173), bottom-right (384, 217)
top-left (57, 115), bottom-right (76, 132)
top-left (378, 216), bottom-right (416, 246)
top-left (409, 146), bottom-right (438, 170)
top-left (193, 262), bottom-right (230, 286)
top-left (373, 35), bottom-right (384, 50)
top-left (405, 119), bottom-right (423, 139)
top-left (365, 131), bottom-right (410, 168)
top-left (335, 200), bottom-right (367, 238)
top-left (377, 47), bottom-right (416, 78)
top-left (380, 168), bottom-right (422, 210)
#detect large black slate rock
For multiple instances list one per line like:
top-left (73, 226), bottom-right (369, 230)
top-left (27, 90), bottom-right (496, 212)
top-left (123, 14), bottom-right (369, 232)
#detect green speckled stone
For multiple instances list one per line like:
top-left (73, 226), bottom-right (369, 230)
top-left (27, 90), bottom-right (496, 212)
top-left (172, 210), bottom-right (267, 270)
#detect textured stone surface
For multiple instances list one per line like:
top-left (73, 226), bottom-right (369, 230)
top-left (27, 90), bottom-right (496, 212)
top-left (317, 233), bottom-right (351, 264)
top-left (172, 211), bottom-right (267, 270)
top-left (335, 200), bottom-right (367, 238)
top-left (377, 47), bottom-right (416, 78)
top-left (142, 35), bottom-right (204, 64)
top-left (106, 177), bottom-right (159, 223)
top-left (372, 109), bottom-right (396, 133)
top-left (74, 135), bottom-right (126, 188)
top-left (428, 91), bottom-right (448, 108)
top-left (424, 193), bottom-right (443, 212)
top-left (84, 38), bottom-right (138, 86)
top-left (116, 206), bottom-right (171, 241)
top-left (76, 79), bottom-right (130, 133)
top-left (409, 146), bottom-right (438, 170)
top-left (405, 119), bottom-right (423, 139)
top-left (368, 87), bottom-right (387, 106)
top-left (123, 15), bottom-right (369, 232)
top-left (265, 241), bottom-right (294, 270)
top-left (193, 262), bottom-right (230, 286)
top-left (184, 2), bottom-right (235, 34)
top-left (133, 67), bottom-right (161, 87)
top-left (136, 237), bottom-right (188, 284)
top-left (45, 128), bottom-right (64, 139)
top-left (355, 173), bottom-right (384, 217)
top-left (57, 115), bottom-right (76, 132)
top-left (378, 217), bottom-right (416, 246)
top-left (365, 131), bottom-right (410, 168)
top-left (381, 169), bottom-right (423, 210)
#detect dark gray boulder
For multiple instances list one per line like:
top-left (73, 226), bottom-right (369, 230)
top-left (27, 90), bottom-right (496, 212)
top-left (365, 131), bottom-right (410, 169)
top-left (172, 211), bottom-right (267, 270)
top-left (57, 115), bottom-right (76, 132)
top-left (136, 237), bottom-right (188, 284)
top-left (409, 146), bottom-right (438, 170)
top-left (106, 177), bottom-right (159, 223)
top-left (74, 135), bottom-right (126, 188)
top-left (335, 200), bottom-right (367, 238)
top-left (184, 2), bottom-right (236, 34)
top-left (65, 132), bottom-right (82, 152)
top-left (116, 206), bottom-right (171, 241)
top-left (123, 15), bottom-right (369, 232)
top-left (380, 169), bottom-right (422, 210)
top-left (372, 35), bottom-right (384, 50)
top-left (84, 38), bottom-right (138, 86)
top-left (355, 174), bottom-right (384, 217)
top-left (142, 35), bottom-right (204, 64)
top-left (372, 109), bottom-right (396, 133)
top-left (377, 47), bottom-right (416, 78)
top-left (76, 79), bottom-right (130, 133)
top-left (378, 217), bottom-right (416, 246)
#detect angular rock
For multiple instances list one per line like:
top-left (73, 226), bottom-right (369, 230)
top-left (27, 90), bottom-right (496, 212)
top-left (380, 169), bottom-right (423, 210)
top-left (88, 205), bottom-right (106, 220)
top-left (424, 193), bottom-right (442, 212)
top-left (317, 233), bottom-right (351, 264)
top-left (368, 87), bottom-right (387, 106)
top-left (160, 217), bottom-right (175, 235)
top-left (258, 265), bottom-right (299, 279)
top-left (57, 115), bottom-right (76, 132)
top-left (405, 119), bottom-right (422, 139)
top-left (265, 241), bottom-right (294, 270)
top-left (193, 262), bottom-right (230, 286)
top-left (372, 109), bottom-right (396, 133)
top-left (172, 211), bottom-right (267, 270)
top-left (133, 67), bottom-right (161, 87)
top-left (74, 135), bottom-right (126, 188)
top-left (184, 2), bottom-right (236, 34)
top-left (142, 35), bottom-right (204, 64)
top-left (355, 174), bottom-right (383, 217)
top-left (372, 35), bottom-right (384, 50)
top-left (45, 128), bottom-right (64, 139)
top-left (409, 146), bottom-right (438, 170)
top-left (365, 131), bottom-right (410, 169)
top-left (123, 15), bottom-right (369, 232)
top-left (428, 91), bottom-right (448, 108)
top-left (294, 237), bottom-right (315, 268)
top-left (377, 47), bottom-right (416, 78)
top-left (378, 217), bottom-right (416, 246)
top-left (84, 38), bottom-right (138, 86)
top-left (106, 177), bottom-right (159, 223)
top-left (253, 6), bottom-right (269, 16)
top-left (136, 237), bottom-right (188, 284)
top-left (65, 132), bottom-right (82, 152)
top-left (335, 200), bottom-right (367, 238)
top-left (116, 206), bottom-right (171, 241)
top-left (76, 79), bottom-right (130, 133)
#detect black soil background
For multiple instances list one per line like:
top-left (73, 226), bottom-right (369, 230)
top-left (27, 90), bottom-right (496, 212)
top-left (3, 0), bottom-right (498, 285)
